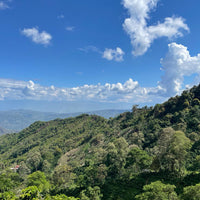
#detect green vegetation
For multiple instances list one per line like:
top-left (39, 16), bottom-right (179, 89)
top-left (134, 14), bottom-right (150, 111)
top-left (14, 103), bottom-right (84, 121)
top-left (2, 84), bottom-right (200, 199)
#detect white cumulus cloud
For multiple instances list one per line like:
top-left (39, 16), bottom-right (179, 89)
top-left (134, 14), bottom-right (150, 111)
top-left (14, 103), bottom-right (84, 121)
top-left (21, 27), bottom-right (52, 46)
top-left (79, 46), bottom-right (124, 62)
top-left (103, 47), bottom-right (125, 62)
top-left (158, 43), bottom-right (200, 96)
top-left (122, 0), bottom-right (189, 56)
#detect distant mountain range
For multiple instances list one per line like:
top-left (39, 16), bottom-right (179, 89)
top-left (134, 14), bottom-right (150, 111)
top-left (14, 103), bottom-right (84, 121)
top-left (0, 126), bottom-right (14, 135)
top-left (0, 109), bottom-right (127, 134)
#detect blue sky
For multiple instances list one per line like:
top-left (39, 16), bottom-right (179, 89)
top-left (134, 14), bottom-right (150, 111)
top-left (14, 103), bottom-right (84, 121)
top-left (0, 0), bottom-right (200, 112)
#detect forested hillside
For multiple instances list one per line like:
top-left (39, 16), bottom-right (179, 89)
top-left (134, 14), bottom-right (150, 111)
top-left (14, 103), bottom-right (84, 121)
top-left (1, 84), bottom-right (200, 199)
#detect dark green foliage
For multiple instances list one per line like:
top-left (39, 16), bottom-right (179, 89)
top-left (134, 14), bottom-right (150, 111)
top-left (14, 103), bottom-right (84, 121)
top-left (125, 147), bottom-right (152, 175)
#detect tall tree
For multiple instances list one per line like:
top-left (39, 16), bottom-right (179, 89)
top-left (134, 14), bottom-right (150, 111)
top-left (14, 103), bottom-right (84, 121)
top-left (135, 181), bottom-right (178, 200)
top-left (155, 128), bottom-right (191, 175)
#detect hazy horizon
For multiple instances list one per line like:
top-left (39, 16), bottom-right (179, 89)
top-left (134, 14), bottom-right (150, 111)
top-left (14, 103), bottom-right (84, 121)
top-left (0, 100), bottom-right (133, 113)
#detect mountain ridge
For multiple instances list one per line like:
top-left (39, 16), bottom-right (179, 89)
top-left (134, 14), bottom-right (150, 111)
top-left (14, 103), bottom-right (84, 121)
top-left (0, 109), bottom-right (127, 134)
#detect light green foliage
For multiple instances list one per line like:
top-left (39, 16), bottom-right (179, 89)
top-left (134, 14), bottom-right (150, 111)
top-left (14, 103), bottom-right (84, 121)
top-left (41, 160), bottom-right (51, 174)
top-left (27, 171), bottom-right (50, 194)
top-left (19, 186), bottom-right (41, 200)
top-left (135, 181), bottom-right (178, 200)
top-left (188, 132), bottom-right (199, 142)
top-left (182, 184), bottom-right (200, 200)
top-left (45, 194), bottom-right (79, 200)
top-left (0, 191), bottom-right (16, 200)
top-left (168, 131), bottom-right (191, 172)
top-left (128, 131), bottom-right (144, 148)
top-left (156, 128), bottom-right (191, 175)
top-left (193, 98), bottom-right (200, 106)
top-left (0, 173), bottom-right (14, 193)
top-left (80, 186), bottom-right (102, 200)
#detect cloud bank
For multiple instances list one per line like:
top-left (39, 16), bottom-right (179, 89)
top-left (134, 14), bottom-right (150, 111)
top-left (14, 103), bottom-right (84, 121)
top-left (1, 43), bottom-right (200, 104)
top-left (21, 27), bottom-right (52, 46)
top-left (122, 0), bottom-right (189, 56)
top-left (0, 78), bottom-right (142, 102)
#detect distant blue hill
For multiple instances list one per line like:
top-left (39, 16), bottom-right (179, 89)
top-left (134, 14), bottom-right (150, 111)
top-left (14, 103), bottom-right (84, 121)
top-left (0, 109), bottom-right (127, 134)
